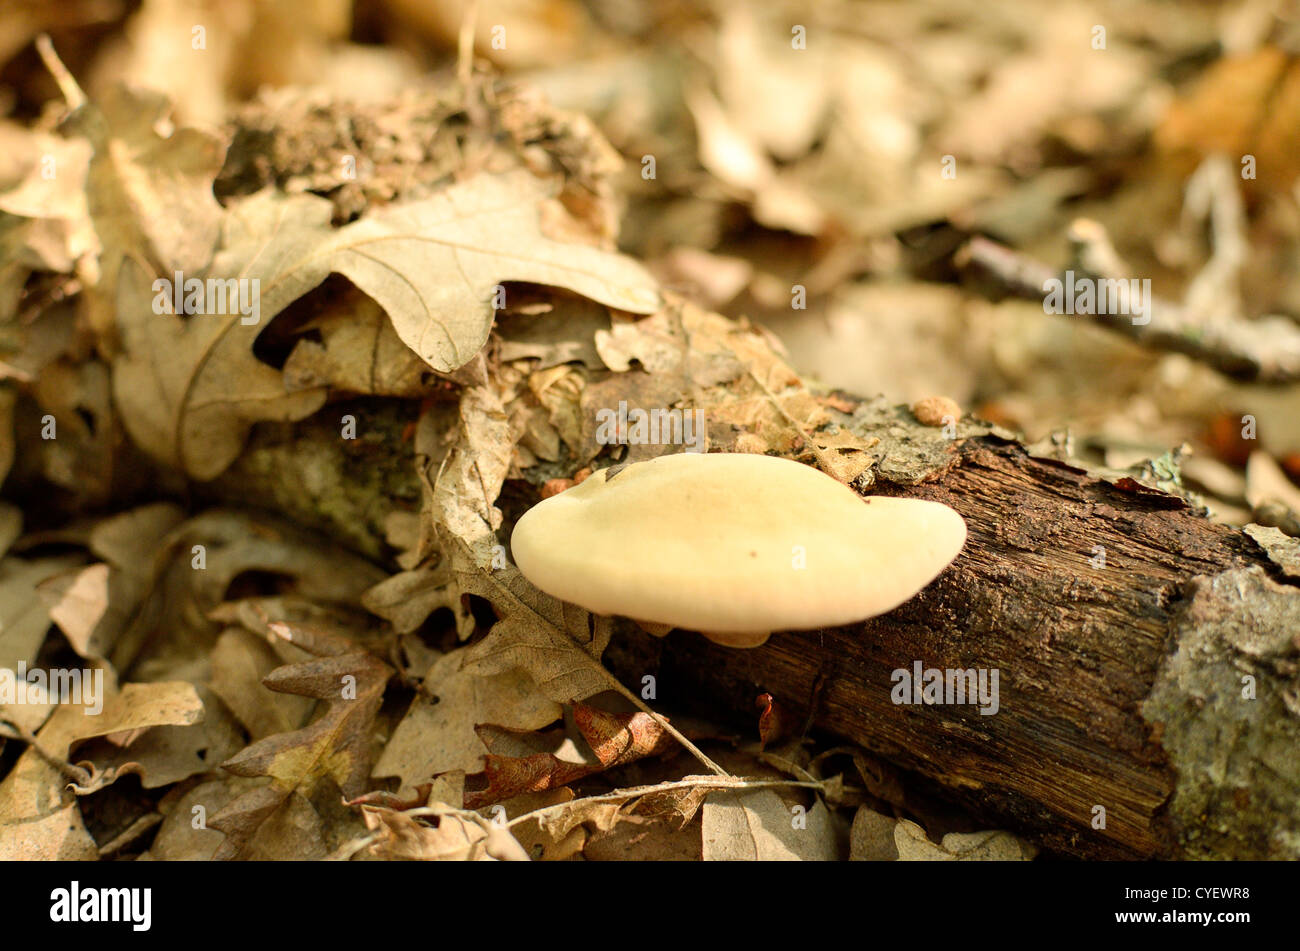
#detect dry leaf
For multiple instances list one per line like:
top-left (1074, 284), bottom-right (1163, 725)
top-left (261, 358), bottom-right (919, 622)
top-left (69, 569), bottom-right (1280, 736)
top-left (68, 84), bottom-right (227, 336)
top-left (281, 284), bottom-right (430, 397)
top-left (360, 803), bottom-right (529, 861)
top-left (70, 684), bottom-right (241, 791)
top-left (0, 678), bottom-right (202, 844)
top-left (428, 377), bottom-right (524, 568)
top-left (0, 802), bottom-right (99, 860)
top-left (322, 170), bottom-right (659, 371)
top-left (374, 649), bottom-right (561, 790)
top-left (894, 817), bottom-right (1037, 861)
top-left (462, 703), bottom-right (676, 809)
top-left (111, 242), bottom-right (329, 480)
top-left (209, 627), bottom-right (315, 740)
top-left (361, 563), bottom-right (473, 638)
top-left (457, 564), bottom-right (615, 704)
top-left (850, 806), bottom-right (900, 860)
top-left (702, 787), bottom-right (841, 861)
top-left (144, 778), bottom-right (243, 860)
top-left (211, 650), bottom-right (391, 859)
top-left (0, 555), bottom-right (80, 670)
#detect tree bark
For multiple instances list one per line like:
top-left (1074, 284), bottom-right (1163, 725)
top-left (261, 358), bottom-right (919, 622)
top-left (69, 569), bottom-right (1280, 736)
top-left (599, 435), bottom-right (1300, 859)
top-left (215, 408), bottom-right (1300, 859)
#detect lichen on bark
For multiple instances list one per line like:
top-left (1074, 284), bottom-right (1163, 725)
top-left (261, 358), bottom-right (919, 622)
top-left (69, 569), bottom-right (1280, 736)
top-left (1144, 566), bottom-right (1300, 858)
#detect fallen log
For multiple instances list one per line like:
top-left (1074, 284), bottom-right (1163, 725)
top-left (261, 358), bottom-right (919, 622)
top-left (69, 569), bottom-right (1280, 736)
top-left (209, 403), bottom-right (1300, 860)
top-left (602, 433), bottom-right (1300, 859)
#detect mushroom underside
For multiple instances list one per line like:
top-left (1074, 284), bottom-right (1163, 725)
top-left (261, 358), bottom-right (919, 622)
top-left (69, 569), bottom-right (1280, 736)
top-left (634, 618), bottom-right (770, 647)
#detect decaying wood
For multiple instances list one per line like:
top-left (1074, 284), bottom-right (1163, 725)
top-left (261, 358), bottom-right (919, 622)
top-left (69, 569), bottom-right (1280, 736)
top-left (601, 434), bottom-right (1300, 859)
top-left (214, 402), bottom-right (1300, 860)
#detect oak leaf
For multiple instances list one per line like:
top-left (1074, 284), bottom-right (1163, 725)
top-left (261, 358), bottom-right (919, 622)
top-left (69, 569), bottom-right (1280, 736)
top-left (457, 564), bottom-right (615, 704)
top-left (211, 650), bottom-right (392, 859)
top-left (702, 787), bottom-right (841, 861)
top-left (374, 649), bottom-right (561, 790)
top-left (462, 703), bottom-right (676, 809)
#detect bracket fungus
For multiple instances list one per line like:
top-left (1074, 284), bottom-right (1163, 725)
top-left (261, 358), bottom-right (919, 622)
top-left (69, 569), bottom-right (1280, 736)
top-left (510, 452), bottom-right (967, 648)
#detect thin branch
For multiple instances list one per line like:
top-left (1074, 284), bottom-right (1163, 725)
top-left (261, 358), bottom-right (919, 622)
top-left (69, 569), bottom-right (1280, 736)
top-left (598, 663), bottom-right (731, 777)
top-left (392, 774), bottom-right (830, 833)
top-left (502, 775), bottom-right (828, 829)
top-left (34, 35), bottom-right (86, 110)
top-left (957, 224), bottom-right (1300, 384)
top-left (0, 720), bottom-right (92, 787)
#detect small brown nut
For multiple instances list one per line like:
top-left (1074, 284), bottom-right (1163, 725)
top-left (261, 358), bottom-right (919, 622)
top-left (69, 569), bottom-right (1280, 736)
top-left (540, 478), bottom-right (574, 499)
top-left (912, 396), bottom-right (961, 427)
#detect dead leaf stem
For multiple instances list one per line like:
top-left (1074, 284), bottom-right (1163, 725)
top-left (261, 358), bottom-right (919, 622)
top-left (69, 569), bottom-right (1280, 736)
top-left (0, 721), bottom-right (93, 787)
top-left (499, 775), bottom-right (829, 830)
top-left (34, 35), bottom-right (87, 110)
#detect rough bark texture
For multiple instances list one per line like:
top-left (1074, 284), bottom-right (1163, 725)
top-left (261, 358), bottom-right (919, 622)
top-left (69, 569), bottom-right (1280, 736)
top-left (602, 435), bottom-right (1300, 859)
top-left (213, 400), bottom-right (1300, 860)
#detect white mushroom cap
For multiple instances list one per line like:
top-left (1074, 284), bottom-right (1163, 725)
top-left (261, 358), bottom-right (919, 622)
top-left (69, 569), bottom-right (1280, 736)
top-left (510, 453), bottom-right (967, 646)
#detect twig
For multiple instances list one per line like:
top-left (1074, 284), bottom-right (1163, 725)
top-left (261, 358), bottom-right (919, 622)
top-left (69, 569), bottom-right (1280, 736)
top-left (394, 774), bottom-right (830, 833)
top-left (957, 224), bottom-right (1300, 384)
top-left (34, 35), bottom-right (86, 110)
top-left (601, 669), bottom-right (731, 777)
top-left (457, 0), bottom-right (479, 90)
top-left (503, 775), bottom-right (828, 829)
top-left (98, 813), bottom-right (163, 858)
top-left (0, 720), bottom-right (92, 787)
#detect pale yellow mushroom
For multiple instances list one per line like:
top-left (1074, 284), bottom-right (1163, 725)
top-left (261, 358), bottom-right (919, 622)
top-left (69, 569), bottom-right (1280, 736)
top-left (510, 452), bottom-right (967, 647)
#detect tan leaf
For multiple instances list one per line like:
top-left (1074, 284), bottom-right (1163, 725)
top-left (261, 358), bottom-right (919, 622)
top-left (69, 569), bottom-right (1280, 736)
top-left (1246, 451), bottom-right (1300, 515)
top-left (281, 284), bottom-right (430, 397)
top-left (894, 817), bottom-right (1037, 861)
top-left (37, 503), bottom-right (186, 663)
top-left (361, 564), bottom-right (473, 639)
top-left (144, 779), bottom-right (241, 860)
top-left (0, 677), bottom-right (205, 839)
top-left (68, 85), bottom-right (227, 335)
top-left (38, 563), bottom-right (111, 660)
top-left (209, 627), bottom-right (315, 740)
top-left (111, 247), bottom-right (329, 480)
top-left (374, 649), bottom-right (561, 791)
top-left (0, 124), bottom-right (96, 272)
top-left (0, 554), bottom-right (83, 670)
top-left (67, 680), bottom-right (204, 749)
top-left (457, 563), bottom-right (615, 704)
top-left (429, 375), bottom-right (526, 569)
top-left (359, 804), bottom-right (531, 861)
top-left (166, 510), bottom-right (387, 609)
top-left (461, 703), bottom-right (676, 809)
top-left (849, 806), bottom-right (900, 860)
top-left (320, 169), bottom-right (659, 372)
top-left (702, 787), bottom-right (841, 861)
top-left (0, 802), bottom-right (99, 860)
top-left (70, 684), bottom-right (242, 791)
top-left (211, 650), bottom-right (391, 859)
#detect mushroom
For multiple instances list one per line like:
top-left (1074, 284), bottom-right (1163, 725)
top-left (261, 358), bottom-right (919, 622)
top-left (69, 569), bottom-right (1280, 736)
top-left (510, 452), bottom-right (967, 648)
